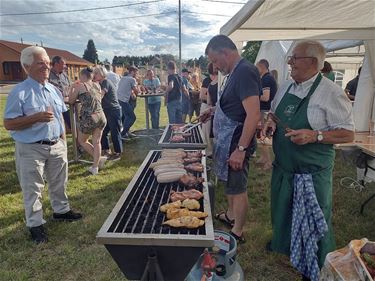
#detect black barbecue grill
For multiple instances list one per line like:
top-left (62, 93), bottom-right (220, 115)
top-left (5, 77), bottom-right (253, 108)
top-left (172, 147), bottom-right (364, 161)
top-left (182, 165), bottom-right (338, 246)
top-left (97, 150), bottom-right (214, 281)
top-left (158, 124), bottom-right (207, 149)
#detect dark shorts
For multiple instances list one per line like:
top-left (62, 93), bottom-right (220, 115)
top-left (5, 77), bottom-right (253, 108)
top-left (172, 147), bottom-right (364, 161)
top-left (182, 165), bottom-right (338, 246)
top-left (225, 156), bottom-right (250, 195)
top-left (223, 125), bottom-right (256, 195)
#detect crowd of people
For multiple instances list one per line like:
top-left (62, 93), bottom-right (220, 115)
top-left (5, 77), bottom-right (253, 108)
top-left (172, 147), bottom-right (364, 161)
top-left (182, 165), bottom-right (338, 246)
top-left (3, 34), bottom-right (362, 281)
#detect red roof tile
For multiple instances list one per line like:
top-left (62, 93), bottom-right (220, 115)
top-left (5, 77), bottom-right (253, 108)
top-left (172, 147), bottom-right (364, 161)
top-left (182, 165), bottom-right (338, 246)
top-left (0, 39), bottom-right (92, 66)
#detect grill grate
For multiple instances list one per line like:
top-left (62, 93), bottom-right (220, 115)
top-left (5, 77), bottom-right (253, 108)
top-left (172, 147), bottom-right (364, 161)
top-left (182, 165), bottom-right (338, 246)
top-left (158, 124), bottom-right (206, 148)
top-left (108, 151), bottom-right (206, 235)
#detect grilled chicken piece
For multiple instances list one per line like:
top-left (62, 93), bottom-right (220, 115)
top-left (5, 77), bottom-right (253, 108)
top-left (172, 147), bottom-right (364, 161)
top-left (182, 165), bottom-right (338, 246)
top-left (182, 198), bottom-right (200, 210)
top-left (171, 125), bottom-right (185, 131)
top-left (160, 200), bottom-right (182, 212)
top-left (185, 163), bottom-right (204, 173)
top-left (186, 151), bottom-right (202, 159)
top-left (179, 174), bottom-right (204, 188)
top-left (166, 208), bottom-right (208, 219)
top-left (170, 189), bottom-right (203, 202)
top-left (162, 216), bottom-right (205, 228)
top-left (170, 135), bottom-right (185, 143)
top-left (184, 157), bottom-right (201, 164)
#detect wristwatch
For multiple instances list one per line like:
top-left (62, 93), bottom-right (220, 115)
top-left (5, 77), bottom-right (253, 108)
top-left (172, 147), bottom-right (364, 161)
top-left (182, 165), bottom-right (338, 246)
top-left (237, 145), bottom-right (247, 152)
top-left (317, 131), bottom-right (324, 142)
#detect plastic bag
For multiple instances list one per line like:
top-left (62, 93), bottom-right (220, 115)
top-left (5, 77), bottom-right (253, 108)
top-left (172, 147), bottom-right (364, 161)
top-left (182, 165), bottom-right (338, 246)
top-left (320, 239), bottom-right (374, 281)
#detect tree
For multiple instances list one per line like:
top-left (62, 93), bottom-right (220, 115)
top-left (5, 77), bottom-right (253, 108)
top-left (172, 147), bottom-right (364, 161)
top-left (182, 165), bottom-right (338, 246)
top-left (197, 55), bottom-right (208, 70)
top-left (241, 41), bottom-right (262, 63)
top-left (83, 39), bottom-right (99, 64)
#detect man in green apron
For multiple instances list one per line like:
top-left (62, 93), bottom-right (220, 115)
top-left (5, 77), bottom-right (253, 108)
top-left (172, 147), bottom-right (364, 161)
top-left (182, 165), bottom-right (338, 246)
top-left (263, 40), bottom-right (354, 280)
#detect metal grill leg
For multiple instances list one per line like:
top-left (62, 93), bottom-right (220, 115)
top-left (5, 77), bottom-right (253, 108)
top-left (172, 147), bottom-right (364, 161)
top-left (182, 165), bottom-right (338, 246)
top-left (140, 252), bottom-right (165, 281)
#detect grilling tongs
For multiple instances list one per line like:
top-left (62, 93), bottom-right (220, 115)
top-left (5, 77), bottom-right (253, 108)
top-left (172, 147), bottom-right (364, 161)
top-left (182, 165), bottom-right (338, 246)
top-left (182, 121), bottom-right (202, 133)
top-left (181, 116), bottom-right (206, 133)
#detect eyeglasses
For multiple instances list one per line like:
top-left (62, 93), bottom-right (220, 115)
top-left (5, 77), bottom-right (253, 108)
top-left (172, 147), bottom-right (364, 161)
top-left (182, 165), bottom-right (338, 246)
top-left (287, 56), bottom-right (315, 63)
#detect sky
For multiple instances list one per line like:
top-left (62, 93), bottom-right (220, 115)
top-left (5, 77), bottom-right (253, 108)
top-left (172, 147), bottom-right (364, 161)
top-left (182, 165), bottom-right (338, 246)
top-left (0, 0), bottom-right (246, 62)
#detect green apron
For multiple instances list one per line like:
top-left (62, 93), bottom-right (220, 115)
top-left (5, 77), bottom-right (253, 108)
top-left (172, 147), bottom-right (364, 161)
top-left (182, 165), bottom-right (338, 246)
top-left (271, 73), bottom-right (336, 267)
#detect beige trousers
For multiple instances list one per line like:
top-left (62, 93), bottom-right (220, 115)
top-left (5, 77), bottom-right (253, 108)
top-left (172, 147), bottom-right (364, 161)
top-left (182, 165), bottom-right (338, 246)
top-left (15, 139), bottom-right (70, 228)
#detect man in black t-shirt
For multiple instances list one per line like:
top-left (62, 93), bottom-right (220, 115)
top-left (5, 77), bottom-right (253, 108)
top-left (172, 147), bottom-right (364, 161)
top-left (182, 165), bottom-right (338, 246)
top-left (256, 59), bottom-right (277, 112)
top-left (202, 35), bottom-right (261, 244)
top-left (345, 67), bottom-right (361, 101)
top-left (166, 61), bottom-right (187, 124)
top-left (256, 59), bottom-right (278, 170)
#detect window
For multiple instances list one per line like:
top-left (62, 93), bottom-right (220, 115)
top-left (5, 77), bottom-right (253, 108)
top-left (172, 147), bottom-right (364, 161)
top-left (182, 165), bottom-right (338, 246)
top-left (3, 62), bottom-right (10, 75)
top-left (334, 70), bottom-right (345, 88)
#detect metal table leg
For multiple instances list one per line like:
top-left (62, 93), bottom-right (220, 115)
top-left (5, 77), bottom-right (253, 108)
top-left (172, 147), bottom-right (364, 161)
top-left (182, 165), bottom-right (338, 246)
top-left (360, 192), bottom-right (375, 215)
top-left (145, 96), bottom-right (150, 130)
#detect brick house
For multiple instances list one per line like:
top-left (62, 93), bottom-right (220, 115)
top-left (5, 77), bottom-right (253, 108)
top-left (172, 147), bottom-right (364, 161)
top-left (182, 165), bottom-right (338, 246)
top-left (0, 39), bottom-right (92, 83)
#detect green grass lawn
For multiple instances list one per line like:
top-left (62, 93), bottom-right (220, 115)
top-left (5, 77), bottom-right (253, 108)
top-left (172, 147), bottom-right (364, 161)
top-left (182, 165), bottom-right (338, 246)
top-left (0, 95), bottom-right (374, 281)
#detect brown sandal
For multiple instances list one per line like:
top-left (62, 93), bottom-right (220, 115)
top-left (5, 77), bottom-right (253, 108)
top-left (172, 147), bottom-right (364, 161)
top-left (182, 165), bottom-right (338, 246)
top-left (215, 211), bottom-right (235, 227)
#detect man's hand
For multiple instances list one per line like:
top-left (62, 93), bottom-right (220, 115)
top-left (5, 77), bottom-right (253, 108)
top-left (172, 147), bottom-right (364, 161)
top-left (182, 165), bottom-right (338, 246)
top-left (199, 107), bottom-right (214, 123)
top-left (35, 111), bottom-right (54, 123)
top-left (261, 118), bottom-right (276, 139)
top-left (228, 149), bottom-right (246, 171)
top-left (285, 129), bottom-right (317, 145)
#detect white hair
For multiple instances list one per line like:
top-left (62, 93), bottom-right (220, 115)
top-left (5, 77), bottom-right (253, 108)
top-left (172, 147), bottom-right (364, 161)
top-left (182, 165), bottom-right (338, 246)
top-left (20, 46), bottom-right (48, 73)
top-left (295, 40), bottom-right (326, 70)
top-left (93, 65), bottom-right (108, 78)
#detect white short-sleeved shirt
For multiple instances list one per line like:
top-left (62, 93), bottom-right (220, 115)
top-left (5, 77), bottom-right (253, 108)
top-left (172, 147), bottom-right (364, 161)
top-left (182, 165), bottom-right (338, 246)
top-left (271, 74), bottom-right (354, 131)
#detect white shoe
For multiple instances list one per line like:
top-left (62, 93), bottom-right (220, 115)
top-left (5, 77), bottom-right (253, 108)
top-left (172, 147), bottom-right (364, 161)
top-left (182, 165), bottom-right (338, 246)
top-left (88, 166), bottom-right (98, 175)
top-left (98, 156), bottom-right (107, 169)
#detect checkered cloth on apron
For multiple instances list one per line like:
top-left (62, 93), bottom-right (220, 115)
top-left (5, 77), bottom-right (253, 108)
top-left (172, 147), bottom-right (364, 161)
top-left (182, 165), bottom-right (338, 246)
top-left (290, 173), bottom-right (328, 281)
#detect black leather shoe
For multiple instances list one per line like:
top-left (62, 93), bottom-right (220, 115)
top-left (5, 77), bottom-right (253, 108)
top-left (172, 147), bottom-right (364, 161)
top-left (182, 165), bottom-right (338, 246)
top-left (53, 210), bottom-right (82, 221)
top-left (29, 225), bottom-right (48, 244)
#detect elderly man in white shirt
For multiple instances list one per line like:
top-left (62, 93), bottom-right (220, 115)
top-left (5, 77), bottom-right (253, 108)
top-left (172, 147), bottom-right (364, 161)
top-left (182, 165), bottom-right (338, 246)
top-left (262, 40), bottom-right (354, 281)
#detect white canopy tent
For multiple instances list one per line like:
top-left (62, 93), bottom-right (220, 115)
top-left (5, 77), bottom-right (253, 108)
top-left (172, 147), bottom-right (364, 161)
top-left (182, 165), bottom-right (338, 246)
top-left (255, 40), bottom-right (364, 85)
top-left (220, 0), bottom-right (375, 131)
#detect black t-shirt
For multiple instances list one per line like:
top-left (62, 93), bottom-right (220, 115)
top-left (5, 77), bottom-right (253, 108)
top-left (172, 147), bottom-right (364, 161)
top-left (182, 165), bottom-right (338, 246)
top-left (260, 72), bottom-right (278, 111)
top-left (100, 79), bottom-right (120, 110)
top-left (345, 76), bottom-right (359, 97)
top-left (208, 82), bottom-right (218, 106)
top-left (201, 77), bottom-right (211, 88)
top-left (167, 74), bottom-right (182, 102)
top-left (220, 59), bottom-right (261, 122)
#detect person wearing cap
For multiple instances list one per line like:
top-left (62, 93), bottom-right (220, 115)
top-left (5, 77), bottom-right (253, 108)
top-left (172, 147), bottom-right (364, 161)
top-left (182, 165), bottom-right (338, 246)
top-left (4, 46), bottom-right (82, 244)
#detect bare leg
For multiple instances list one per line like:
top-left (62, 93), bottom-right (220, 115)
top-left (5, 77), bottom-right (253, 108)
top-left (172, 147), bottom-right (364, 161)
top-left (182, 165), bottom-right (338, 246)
top-left (227, 192), bottom-right (248, 236)
top-left (77, 131), bottom-right (94, 157)
top-left (91, 128), bottom-right (103, 169)
top-left (256, 145), bottom-right (268, 164)
top-left (262, 146), bottom-right (273, 170)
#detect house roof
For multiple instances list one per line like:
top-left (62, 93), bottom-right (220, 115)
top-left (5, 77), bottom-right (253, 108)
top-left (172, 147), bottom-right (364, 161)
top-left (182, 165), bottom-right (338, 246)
top-left (0, 39), bottom-right (92, 66)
